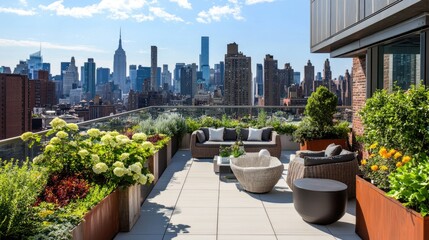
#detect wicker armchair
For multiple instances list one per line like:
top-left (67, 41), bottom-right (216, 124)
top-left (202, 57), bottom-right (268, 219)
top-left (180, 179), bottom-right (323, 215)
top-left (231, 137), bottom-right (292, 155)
top-left (286, 149), bottom-right (359, 198)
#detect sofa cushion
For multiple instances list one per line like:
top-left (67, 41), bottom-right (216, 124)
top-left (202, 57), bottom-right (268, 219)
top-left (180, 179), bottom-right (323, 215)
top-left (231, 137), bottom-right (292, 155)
top-left (196, 141), bottom-right (236, 148)
top-left (195, 130), bottom-right (206, 143)
top-left (200, 127), bottom-right (210, 140)
top-left (248, 127), bottom-right (263, 141)
top-left (240, 128), bottom-right (249, 141)
top-left (261, 127), bottom-right (273, 141)
top-left (325, 143), bottom-right (342, 157)
top-left (331, 150), bottom-right (357, 162)
top-left (242, 141), bottom-right (277, 146)
top-left (224, 128), bottom-right (237, 141)
top-left (209, 127), bottom-right (224, 141)
top-left (303, 150), bottom-right (356, 166)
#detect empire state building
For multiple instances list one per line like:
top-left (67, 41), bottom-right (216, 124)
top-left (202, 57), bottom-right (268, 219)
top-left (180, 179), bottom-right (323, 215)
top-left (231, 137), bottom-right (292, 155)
top-left (113, 30), bottom-right (127, 96)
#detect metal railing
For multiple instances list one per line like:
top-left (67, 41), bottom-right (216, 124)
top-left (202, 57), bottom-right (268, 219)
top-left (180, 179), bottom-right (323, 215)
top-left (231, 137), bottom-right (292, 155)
top-left (0, 105), bottom-right (352, 161)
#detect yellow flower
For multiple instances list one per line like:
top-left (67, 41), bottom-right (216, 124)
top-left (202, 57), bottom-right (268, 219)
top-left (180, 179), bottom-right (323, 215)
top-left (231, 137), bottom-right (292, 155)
top-left (402, 156), bottom-right (411, 163)
top-left (361, 159), bottom-right (367, 165)
top-left (388, 149), bottom-right (397, 156)
top-left (38, 209), bottom-right (54, 218)
top-left (394, 152), bottom-right (402, 159)
top-left (396, 162), bottom-right (403, 168)
top-left (379, 147), bottom-right (388, 157)
top-left (380, 165), bottom-right (388, 171)
top-left (369, 154), bottom-right (375, 158)
top-left (369, 142), bottom-right (378, 149)
top-left (371, 165), bottom-right (379, 171)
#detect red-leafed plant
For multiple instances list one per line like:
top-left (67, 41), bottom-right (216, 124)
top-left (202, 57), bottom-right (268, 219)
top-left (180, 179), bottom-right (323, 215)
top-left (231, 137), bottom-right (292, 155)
top-left (36, 174), bottom-right (90, 207)
top-left (147, 134), bottom-right (165, 144)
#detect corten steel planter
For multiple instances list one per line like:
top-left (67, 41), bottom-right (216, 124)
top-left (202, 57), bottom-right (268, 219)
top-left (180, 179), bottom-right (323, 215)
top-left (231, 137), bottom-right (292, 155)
top-left (72, 190), bottom-right (119, 240)
top-left (356, 175), bottom-right (429, 240)
top-left (118, 184), bottom-right (141, 232)
top-left (300, 139), bottom-right (348, 151)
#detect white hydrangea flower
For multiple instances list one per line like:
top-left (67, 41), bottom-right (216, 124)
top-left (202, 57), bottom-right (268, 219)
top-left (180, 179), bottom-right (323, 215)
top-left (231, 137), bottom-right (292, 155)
top-left (20, 132), bottom-right (34, 141)
top-left (142, 141), bottom-right (154, 150)
top-left (69, 141), bottom-right (77, 147)
top-left (93, 162), bottom-right (108, 174)
top-left (50, 137), bottom-right (61, 145)
top-left (101, 134), bottom-right (113, 145)
top-left (113, 161), bottom-right (124, 168)
top-left (45, 144), bottom-right (55, 152)
top-left (113, 167), bottom-right (126, 177)
top-left (147, 173), bottom-right (155, 183)
top-left (56, 131), bottom-right (68, 139)
top-left (66, 123), bottom-right (79, 131)
top-left (129, 163), bottom-right (142, 173)
top-left (133, 174), bottom-right (140, 181)
top-left (120, 153), bottom-right (130, 161)
top-left (49, 117), bottom-right (67, 129)
top-left (108, 131), bottom-right (119, 137)
top-left (32, 155), bottom-right (43, 164)
top-left (138, 174), bottom-right (148, 185)
top-left (91, 154), bottom-right (100, 162)
top-left (78, 149), bottom-right (89, 158)
top-left (132, 133), bottom-right (147, 142)
top-left (87, 128), bottom-right (101, 138)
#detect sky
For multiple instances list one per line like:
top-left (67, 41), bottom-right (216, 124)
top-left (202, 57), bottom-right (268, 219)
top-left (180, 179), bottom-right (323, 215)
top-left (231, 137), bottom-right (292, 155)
top-left (0, 0), bottom-right (352, 79)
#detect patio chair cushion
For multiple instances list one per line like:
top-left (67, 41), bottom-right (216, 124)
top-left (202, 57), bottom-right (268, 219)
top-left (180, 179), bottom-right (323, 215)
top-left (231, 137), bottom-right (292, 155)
top-left (240, 128), bottom-right (249, 141)
top-left (224, 128), bottom-right (237, 141)
top-left (200, 127), bottom-right (210, 140)
top-left (303, 149), bottom-right (356, 166)
top-left (248, 127), bottom-right (263, 141)
top-left (208, 127), bottom-right (224, 141)
top-left (195, 130), bottom-right (206, 143)
top-left (325, 143), bottom-right (342, 157)
top-left (261, 127), bottom-right (273, 141)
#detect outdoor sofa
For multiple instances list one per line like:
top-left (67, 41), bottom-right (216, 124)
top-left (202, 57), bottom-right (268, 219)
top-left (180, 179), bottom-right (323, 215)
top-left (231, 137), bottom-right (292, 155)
top-left (190, 127), bottom-right (282, 159)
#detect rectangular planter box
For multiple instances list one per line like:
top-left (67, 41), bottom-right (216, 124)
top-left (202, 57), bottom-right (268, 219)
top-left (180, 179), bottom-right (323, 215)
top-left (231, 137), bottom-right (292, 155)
top-left (171, 135), bottom-right (179, 156)
top-left (158, 144), bottom-right (168, 178)
top-left (356, 175), bottom-right (429, 240)
top-left (300, 139), bottom-right (348, 151)
top-left (280, 134), bottom-right (300, 151)
top-left (148, 151), bottom-right (159, 183)
top-left (72, 190), bottom-right (119, 240)
top-left (140, 182), bottom-right (154, 205)
top-left (180, 133), bottom-right (191, 149)
top-left (166, 138), bottom-right (172, 165)
top-left (118, 184), bottom-right (141, 232)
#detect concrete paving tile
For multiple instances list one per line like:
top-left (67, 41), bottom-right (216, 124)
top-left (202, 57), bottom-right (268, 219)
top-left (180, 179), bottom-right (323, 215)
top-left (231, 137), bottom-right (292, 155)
top-left (218, 207), bottom-right (274, 235)
top-left (182, 177), bottom-right (219, 190)
top-left (163, 234), bottom-right (216, 240)
top-left (219, 190), bottom-right (262, 208)
top-left (167, 207), bottom-right (218, 234)
top-left (218, 235), bottom-right (277, 240)
top-left (276, 235), bottom-right (336, 240)
top-left (114, 234), bottom-right (163, 240)
top-left (259, 187), bottom-right (294, 208)
top-left (142, 189), bottom-right (181, 208)
top-left (176, 189), bottom-right (218, 208)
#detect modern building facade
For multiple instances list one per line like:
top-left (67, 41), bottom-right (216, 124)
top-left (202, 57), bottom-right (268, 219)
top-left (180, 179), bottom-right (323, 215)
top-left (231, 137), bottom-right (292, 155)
top-left (278, 63), bottom-right (294, 99)
top-left (84, 58), bottom-right (96, 99)
top-left (302, 60), bottom-right (314, 97)
top-left (256, 63), bottom-right (263, 96)
top-left (310, 0), bottom-right (429, 150)
top-left (174, 63), bottom-right (185, 93)
top-left (151, 46), bottom-right (158, 91)
top-left (264, 55), bottom-right (280, 106)
top-left (97, 67), bottom-right (110, 85)
top-left (180, 63), bottom-right (197, 98)
top-left (161, 64), bottom-right (172, 90)
top-left (113, 30), bottom-right (127, 95)
top-left (0, 74), bottom-right (31, 139)
top-left (224, 43), bottom-right (252, 106)
top-left (62, 57), bottom-right (79, 97)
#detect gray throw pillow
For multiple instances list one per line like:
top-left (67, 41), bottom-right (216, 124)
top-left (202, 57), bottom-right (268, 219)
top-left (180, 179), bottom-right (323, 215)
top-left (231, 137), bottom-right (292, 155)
top-left (247, 127), bottom-right (263, 141)
top-left (325, 143), bottom-right (342, 157)
top-left (196, 130), bottom-right (206, 143)
top-left (200, 127), bottom-right (210, 140)
top-left (209, 127), bottom-right (224, 141)
top-left (261, 127), bottom-right (273, 141)
top-left (224, 128), bottom-right (237, 141)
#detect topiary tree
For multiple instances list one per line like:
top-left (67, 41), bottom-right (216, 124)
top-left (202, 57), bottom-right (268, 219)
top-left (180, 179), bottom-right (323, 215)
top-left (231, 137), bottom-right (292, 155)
top-left (304, 86), bottom-right (338, 129)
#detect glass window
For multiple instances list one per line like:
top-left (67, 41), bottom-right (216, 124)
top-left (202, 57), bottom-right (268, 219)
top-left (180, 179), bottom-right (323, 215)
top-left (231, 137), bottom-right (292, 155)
top-left (381, 35), bottom-right (421, 91)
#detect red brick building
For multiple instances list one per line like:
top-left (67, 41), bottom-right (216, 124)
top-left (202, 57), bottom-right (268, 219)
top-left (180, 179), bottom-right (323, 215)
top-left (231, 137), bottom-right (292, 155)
top-left (29, 70), bottom-right (56, 109)
top-left (0, 73), bottom-right (31, 139)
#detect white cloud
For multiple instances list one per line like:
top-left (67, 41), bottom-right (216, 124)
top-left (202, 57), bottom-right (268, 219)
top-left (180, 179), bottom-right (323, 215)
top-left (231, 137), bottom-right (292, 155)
top-left (39, 0), bottom-right (149, 19)
top-left (245, 0), bottom-right (274, 5)
top-left (149, 7), bottom-right (184, 22)
top-left (196, 4), bottom-right (243, 24)
top-left (0, 38), bottom-right (105, 53)
top-left (133, 13), bottom-right (154, 22)
top-left (19, 0), bottom-right (28, 6)
top-left (0, 7), bottom-right (36, 16)
top-left (170, 0), bottom-right (192, 9)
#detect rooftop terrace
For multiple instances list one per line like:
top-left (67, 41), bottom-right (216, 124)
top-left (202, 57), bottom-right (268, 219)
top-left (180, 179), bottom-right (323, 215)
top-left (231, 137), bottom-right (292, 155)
top-left (115, 150), bottom-right (360, 240)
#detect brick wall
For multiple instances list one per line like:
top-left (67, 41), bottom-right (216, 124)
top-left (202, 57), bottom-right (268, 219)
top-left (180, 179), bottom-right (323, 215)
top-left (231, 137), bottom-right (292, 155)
top-left (351, 56), bottom-right (367, 156)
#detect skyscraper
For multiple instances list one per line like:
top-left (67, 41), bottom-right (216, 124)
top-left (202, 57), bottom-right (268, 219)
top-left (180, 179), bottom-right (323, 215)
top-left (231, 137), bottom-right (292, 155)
top-left (129, 65), bottom-right (137, 90)
top-left (161, 64), bottom-right (172, 90)
top-left (174, 63), bottom-right (185, 93)
top-left (199, 36), bottom-right (210, 87)
top-left (224, 43), bottom-right (252, 106)
top-left (278, 63), bottom-right (294, 98)
top-left (256, 63), bottom-right (263, 96)
top-left (84, 58), bottom-right (96, 99)
top-left (151, 46), bottom-right (158, 91)
top-left (294, 72), bottom-right (301, 85)
top-left (63, 57), bottom-right (78, 97)
top-left (303, 60), bottom-right (314, 97)
top-left (341, 69), bottom-right (352, 106)
top-left (0, 73), bottom-right (31, 139)
top-left (96, 67), bottom-right (110, 85)
top-left (27, 50), bottom-right (43, 79)
top-left (264, 54), bottom-right (280, 106)
top-left (323, 59), bottom-right (332, 90)
top-left (136, 66), bottom-right (151, 92)
top-left (113, 30), bottom-right (127, 95)
top-left (180, 63), bottom-right (197, 97)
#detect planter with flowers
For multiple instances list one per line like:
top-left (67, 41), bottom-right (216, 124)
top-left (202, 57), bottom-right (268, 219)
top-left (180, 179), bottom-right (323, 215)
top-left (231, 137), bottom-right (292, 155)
top-left (20, 117), bottom-right (155, 238)
top-left (357, 86), bottom-right (429, 240)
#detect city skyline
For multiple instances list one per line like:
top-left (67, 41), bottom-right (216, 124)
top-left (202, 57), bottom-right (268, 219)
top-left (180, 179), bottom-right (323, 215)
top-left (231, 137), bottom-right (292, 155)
top-left (0, 0), bottom-right (351, 78)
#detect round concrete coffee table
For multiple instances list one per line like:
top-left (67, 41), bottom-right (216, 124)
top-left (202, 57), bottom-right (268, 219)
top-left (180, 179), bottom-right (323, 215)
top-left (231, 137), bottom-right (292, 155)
top-left (293, 178), bottom-right (347, 225)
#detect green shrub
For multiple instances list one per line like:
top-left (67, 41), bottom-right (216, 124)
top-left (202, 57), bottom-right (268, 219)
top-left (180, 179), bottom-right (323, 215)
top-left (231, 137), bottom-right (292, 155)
top-left (0, 160), bottom-right (48, 239)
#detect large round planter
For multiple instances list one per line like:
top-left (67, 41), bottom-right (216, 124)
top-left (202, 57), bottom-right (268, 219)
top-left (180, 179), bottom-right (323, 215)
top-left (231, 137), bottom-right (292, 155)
top-left (300, 139), bottom-right (348, 151)
top-left (356, 175), bottom-right (429, 240)
top-left (118, 184), bottom-right (141, 232)
top-left (72, 190), bottom-right (119, 240)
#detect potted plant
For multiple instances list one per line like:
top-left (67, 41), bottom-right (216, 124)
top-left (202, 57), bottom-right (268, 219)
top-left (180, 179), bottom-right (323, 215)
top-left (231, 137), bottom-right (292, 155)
top-left (219, 146), bottom-right (232, 164)
top-left (293, 86), bottom-right (349, 150)
top-left (356, 86), bottom-right (429, 240)
top-left (20, 117), bottom-right (156, 237)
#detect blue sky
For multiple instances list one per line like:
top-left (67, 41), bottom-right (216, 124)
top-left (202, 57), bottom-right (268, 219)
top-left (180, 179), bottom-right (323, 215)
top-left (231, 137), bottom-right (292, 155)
top-left (0, 0), bottom-right (351, 78)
